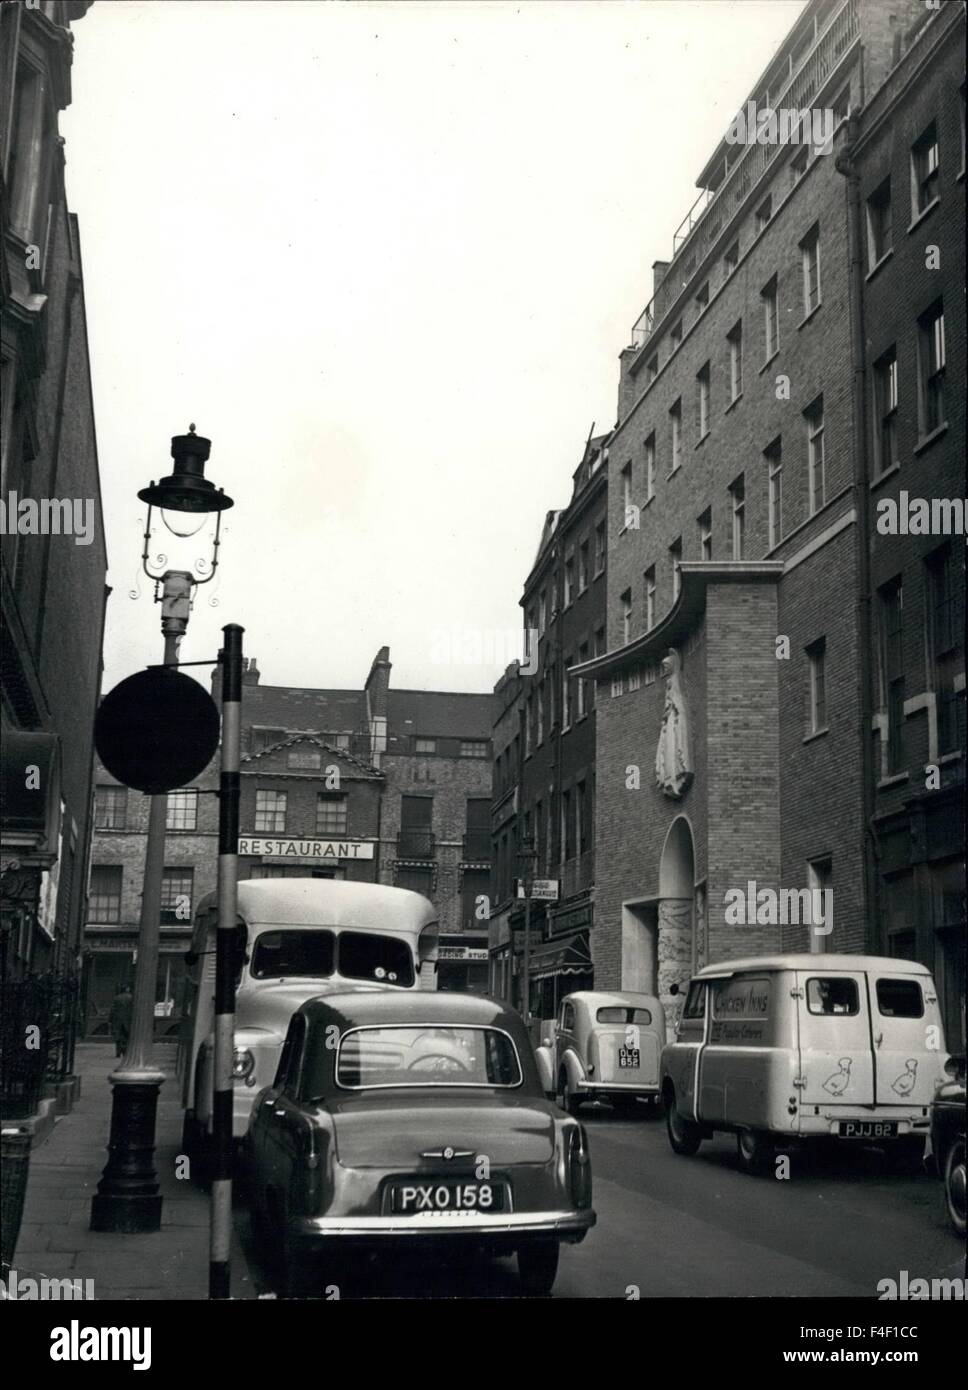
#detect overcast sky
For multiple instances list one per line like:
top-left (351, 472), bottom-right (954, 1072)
top-left (62, 0), bottom-right (804, 700)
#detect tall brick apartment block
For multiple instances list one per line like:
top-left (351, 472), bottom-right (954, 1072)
top-left (572, 0), bottom-right (965, 1040)
top-left (84, 649), bottom-right (496, 1028)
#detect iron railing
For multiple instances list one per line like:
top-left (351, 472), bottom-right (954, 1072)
top-left (396, 829), bottom-right (436, 859)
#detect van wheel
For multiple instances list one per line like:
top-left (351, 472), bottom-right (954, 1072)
top-left (943, 1139), bottom-right (966, 1236)
top-left (885, 1136), bottom-right (926, 1176)
top-left (557, 1071), bottom-right (581, 1117)
top-left (736, 1129), bottom-right (773, 1176)
top-left (665, 1092), bottom-right (702, 1155)
top-left (517, 1239), bottom-right (559, 1296)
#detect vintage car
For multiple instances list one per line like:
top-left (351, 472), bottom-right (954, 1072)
top-left (931, 1055), bottom-right (965, 1237)
top-left (245, 989), bottom-right (596, 1296)
top-left (661, 954), bottom-right (949, 1175)
top-left (535, 990), bottom-right (666, 1116)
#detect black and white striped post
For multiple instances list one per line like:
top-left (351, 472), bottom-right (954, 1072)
top-left (210, 623), bottom-right (244, 1300)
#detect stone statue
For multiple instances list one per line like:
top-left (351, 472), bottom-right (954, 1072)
top-left (655, 648), bottom-right (693, 798)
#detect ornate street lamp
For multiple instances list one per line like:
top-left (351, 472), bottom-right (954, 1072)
top-left (91, 428), bottom-right (233, 1234)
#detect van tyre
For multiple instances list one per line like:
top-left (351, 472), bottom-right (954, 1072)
top-left (665, 1092), bottom-right (702, 1155)
top-left (943, 1138), bottom-right (966, 1236)
top-left (736, 1128), bottom-right (774, 1176)
top-left (517, 1239), bottom-right (559, 1296)
top-left (885, 1136), bottom-right (926, 1176)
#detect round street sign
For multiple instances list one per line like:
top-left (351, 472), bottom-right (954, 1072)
top-left (95, 667), bottom-right (220, 794)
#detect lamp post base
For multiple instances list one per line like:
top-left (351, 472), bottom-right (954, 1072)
top-left (89, 1070), bottom-right (166, 1234)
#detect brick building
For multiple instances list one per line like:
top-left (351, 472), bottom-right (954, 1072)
top-left (488, 433), bottom-right (609, 1025)
top-left (1, 2), bottom-right (107, 995)
top-left (84, 648), bottom-right (496, 1026)
top-left (571, 0), bottom-right (964, 1037)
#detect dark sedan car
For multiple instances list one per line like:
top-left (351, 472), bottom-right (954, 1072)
top-left (932, 1055), bottom-right (965, 1238)
top-left (245, 990), bottom-right (596, 1296)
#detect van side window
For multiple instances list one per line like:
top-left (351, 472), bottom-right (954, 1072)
top-left (806, 977), bottom-right (858, 1016)
top-left (683, 981), bottom-right (706, 1019)
top-left (876, 978), bottom-right (924, 1018)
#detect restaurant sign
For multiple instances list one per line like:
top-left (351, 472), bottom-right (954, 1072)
top-left (238, 837), bottom-right (375, 860)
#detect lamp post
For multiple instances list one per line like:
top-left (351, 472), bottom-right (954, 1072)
top-left (517, 835), bottom-right (537, 1037)
top-left (91, 428), bottom-right (233, 1234)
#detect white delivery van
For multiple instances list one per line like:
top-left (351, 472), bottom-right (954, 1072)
top-left (660, 953), bottom-right (949, 1175)
top-left (178, 878), bottom-right (439, 1163)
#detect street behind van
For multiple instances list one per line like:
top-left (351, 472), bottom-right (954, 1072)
top-left (661, 953), bottom-right (948, 1175)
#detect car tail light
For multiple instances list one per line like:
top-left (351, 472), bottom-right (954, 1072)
top-left (568, 1123), bottom-right (591, 1208)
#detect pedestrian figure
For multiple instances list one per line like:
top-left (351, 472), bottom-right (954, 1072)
top-left (109, 986), bottom-right (133, 1058)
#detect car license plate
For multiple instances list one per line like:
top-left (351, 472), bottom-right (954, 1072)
top-left (389, 1180), bottom-right (507, 1214)
top-left (618, 1047), bottom-right (640, 1069)
top-left (838, 1121), bottom-right (898, 1138)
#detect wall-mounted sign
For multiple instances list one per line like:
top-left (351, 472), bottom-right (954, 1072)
top-left (438, 946), bottom-right (489, 962)
top-left (238, 837), bottom-right (375, 860)
top-left (516, 878), bottom-right (559, 901)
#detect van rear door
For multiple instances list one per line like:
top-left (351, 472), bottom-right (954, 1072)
top-left (795, 969), bottom-right (874, 1107)
top-left (869, 971), bottom-right (941, 1107)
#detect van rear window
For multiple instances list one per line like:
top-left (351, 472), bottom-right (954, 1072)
top-left (876, 978), bottom-right (924, 1018)
top-left (806, 977), bottom-right (858, 1015)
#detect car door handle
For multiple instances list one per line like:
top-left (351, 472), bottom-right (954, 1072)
top-left (274, 1108), bottom-right (286, 1117)
top-left (874, 1033), bottom-right (883, 1049)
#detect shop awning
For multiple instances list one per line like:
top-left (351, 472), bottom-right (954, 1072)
top-left (528, 932), bottom-right (592, 981)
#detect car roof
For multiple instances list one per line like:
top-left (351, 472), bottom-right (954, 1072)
top-left (197, 878), bottom-right (438, 931)
top-left (694, 953), bottom-right (933, 978)
top-left (564, 990), bottom-right (662, 1009)
top-left (299, 989), bottom-right (526, 1032)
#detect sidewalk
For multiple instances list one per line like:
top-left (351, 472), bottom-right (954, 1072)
top-left (10, 1042), bottom-right (255, 1300)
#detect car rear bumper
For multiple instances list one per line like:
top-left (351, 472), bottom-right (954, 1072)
top-left (580, 1082), bottom-right (658, 1096)
top-left (293, 1208), bottom-right (596, 1243)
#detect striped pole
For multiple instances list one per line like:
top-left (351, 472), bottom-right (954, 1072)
top-left (210, 624), bottom-right (244, 1299)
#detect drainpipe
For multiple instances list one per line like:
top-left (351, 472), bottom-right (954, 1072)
top-left (835, 108), bottom-right (879, 955)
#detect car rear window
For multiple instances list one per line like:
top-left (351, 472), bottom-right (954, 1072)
top-left (876, 978), bottom-right (924, 1018)
top-left (596, 1006), bottom-right (652, 1025)
top-left (335, 1026), bottom-right (522, 1089)
top-left (806, 977), bottom-right (859, 1016)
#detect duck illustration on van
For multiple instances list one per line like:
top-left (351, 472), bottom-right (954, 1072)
top-left (891, 1059), bottom-right (918, 1097)
top-left (823, 1058), bottom-right (852, 1096)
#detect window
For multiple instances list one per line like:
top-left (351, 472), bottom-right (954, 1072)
top-left (524, 697), bottom-right (532, 757)
top-left (729, 474), bottom-right (745, 560)
top-left (918, 301), bottom-right (946, 436)
top-left (414, 737), bottom-right (437, 755)
top-left (911, 121), bottom-right (939, 216)
top-left (755, 195), bottom-right (772, 232)
top-left (806, 637), bottom-right (827, 734)
top-left (89, 866), bottom-right (123, 924)
top-left (316, 795), bottom-right (348, 836)
top-left (873, 347), bottom-right (898, 474)
top-left (538, 589), bottom-right (547, 635)
top-left (594, 519), bottom-right (606, 576)
top-left (161, 867), bottom-right (194, 923)
top-left (727, 320), bottom-right (743, 401)
top-left (696, 363), bottom-right (710, 439)
top-left (8, 58), bottom-right (53, 245)
top-left (926, 545), bottom-right (962, 756)
top-left (94, 786), bottom-right (127, 830)
top-left (697, 508), bottom-right (712, 562)
top-left (644, 566), bottom-right (656, 630)
top-left (577, 643), bottom-right (589, 719)
top-left (866, 177), bottom-right (892, 268)
top-left (562, 657), bottom-right (572, 729)
top-left (766, 439), bottom-right (783, 549)
top-left (578, 539), bottom-right (589, 593)
top-left (646, 354), bottom-right (658, 384)
top-left (806, 977), bottom-right (858, 1016)
top-left (670, 398), bottom-right (682, 471)
top-left (460, 740), bottom-right (488, 758)
top-left (547, 662), bottom-right (556, 729)
top-left (620, 589), bottom-right (632, 645)
top-left (669, 538), bottom-right (682, 601)
top-left (400, 795), bottom-right (434, 857)
top-left (288, 748), bottom-right (322, 770)
top-left (564, 553), bottom-right (575, 607)
top-left (800, 224), bottom-right (821, 314)
top-left (395, 865), bottom-right (434, 899)
top-left (805, 396), bottom-right (825, 514)
top-left (808, 858), bottom-right (833, 939)
top-left (251, 727), bottom-right (285, 754)
top-left (620, 461), bottom-right (633, 527)
top-left (683, 980), bottom-right (706, 1019)
top-left (166, 789), bottom-right (198, 830)
top-left (723, 240), bottom-right (739, 280)
top-left (254, 789), bottom-right (287, 833)
top-left (536, 681), bottom-right (545, 743)
top-left (669, 320), bottom-right (682, 352)
top-left (335, 1024), bottom-right (519, 1089)
top-left (878, 578), bottom-right (905, 775)
top-left (695, 281), bottom-right (709, 314)
top-left (790, 145), bottom-right (809, 188)
top-left (644, 433), bottom-right (656, 501)
top-left (761, 276), bottom-right (779, 360)
top-left (876, 978), bottom-right (924, 1019)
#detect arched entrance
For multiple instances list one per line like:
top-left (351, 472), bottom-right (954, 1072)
top-left (657, 816), bottom-right (696, 1035)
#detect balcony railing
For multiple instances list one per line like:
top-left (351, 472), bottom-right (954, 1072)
top-left (630, 0), bottom-right (858, 349)
top-left (396, 829), bottom-right (436, 859)
top-left (561, 851), bottom-right (594, 899)
top-left (461, 831), bottom-right (492, 862)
